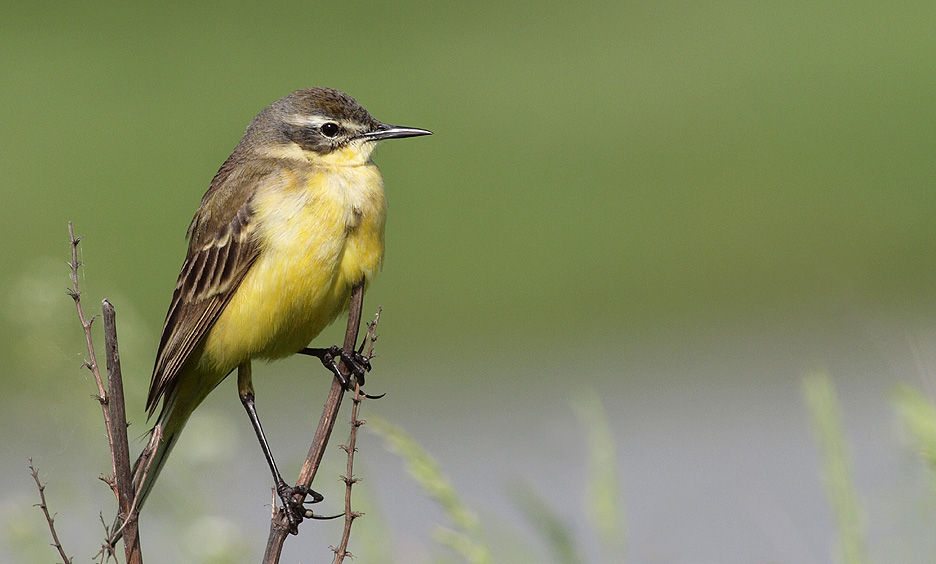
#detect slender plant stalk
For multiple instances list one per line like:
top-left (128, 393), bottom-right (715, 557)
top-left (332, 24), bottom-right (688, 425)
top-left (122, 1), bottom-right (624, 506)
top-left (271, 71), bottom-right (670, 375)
top-left (262, 280), bottom-right (366, 563)
top-left (29, 460), bottom-right (73, 564)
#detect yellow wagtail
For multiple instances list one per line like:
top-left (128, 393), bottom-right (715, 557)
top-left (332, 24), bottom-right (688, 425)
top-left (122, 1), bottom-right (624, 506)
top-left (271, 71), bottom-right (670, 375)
top-left (111, 88), bottom-right (430, 540)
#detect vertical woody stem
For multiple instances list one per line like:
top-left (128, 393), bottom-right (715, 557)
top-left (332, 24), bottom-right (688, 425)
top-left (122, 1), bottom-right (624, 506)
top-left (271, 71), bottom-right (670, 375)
top-left (103, 301), bottom-right (143, 564)
top-left (262, 279), bottom-right (365, 563)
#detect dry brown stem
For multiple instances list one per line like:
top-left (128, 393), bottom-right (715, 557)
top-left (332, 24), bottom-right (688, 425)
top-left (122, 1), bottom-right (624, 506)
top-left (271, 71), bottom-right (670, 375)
top-left (29, 460), bottom-right (73, 564)
top-left (67, 223), bottom-right (116, 480)
top-left (102, 300), bottom-right (143, 564)
top-left (67, 224), bottom-right (143, 563)
top-left (261, 280), bottom-right (368, 563)
top-left (332, 308), bottom-right (381, 563)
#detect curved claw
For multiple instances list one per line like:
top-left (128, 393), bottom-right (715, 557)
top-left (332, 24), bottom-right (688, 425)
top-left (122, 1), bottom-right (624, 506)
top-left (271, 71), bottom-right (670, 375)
top-left (309, 512), bottom-right (345, 520)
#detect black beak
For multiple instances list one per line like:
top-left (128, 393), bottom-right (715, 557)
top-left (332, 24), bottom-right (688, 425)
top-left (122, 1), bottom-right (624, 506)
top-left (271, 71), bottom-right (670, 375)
top-left (356, 124), bottom-right (433, 142)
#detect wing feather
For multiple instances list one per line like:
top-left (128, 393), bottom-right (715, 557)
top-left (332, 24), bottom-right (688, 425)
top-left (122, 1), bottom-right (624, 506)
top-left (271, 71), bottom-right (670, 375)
top-left (146, 159), bottom-right (270, 415)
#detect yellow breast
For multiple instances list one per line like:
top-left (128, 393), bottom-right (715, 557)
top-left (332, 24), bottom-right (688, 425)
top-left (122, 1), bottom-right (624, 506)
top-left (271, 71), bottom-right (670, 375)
top-left (201, 160), bottom-right (386, 373)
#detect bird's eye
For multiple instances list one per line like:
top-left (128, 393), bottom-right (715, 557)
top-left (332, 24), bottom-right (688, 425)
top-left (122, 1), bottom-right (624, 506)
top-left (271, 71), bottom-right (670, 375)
top-left (320, 122), bottom-right (340, 138)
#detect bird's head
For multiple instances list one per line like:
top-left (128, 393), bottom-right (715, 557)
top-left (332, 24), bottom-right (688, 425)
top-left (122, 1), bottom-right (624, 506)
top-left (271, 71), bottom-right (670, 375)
top-left (241, 88), bottom-right (431, 166)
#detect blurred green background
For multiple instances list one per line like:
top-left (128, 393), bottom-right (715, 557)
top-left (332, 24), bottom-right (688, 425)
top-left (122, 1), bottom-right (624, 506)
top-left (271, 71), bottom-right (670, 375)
top-left (2, 2), bottom-right (935, 563)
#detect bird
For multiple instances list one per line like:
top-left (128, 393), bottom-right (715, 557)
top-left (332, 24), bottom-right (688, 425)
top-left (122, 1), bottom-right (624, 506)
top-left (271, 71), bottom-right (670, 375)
top-left (108, 88), bottom-right (431, 543)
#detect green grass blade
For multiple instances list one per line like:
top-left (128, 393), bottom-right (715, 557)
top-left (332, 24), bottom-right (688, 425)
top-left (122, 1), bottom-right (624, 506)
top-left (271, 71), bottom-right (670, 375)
top-left (894, 385), bottom-right (936, 480)
top-left (572, 389), bottom-right (627, 557)
top-left (368, 417), bottom-right (493, 564)
top-left (511, 481), bottom-right (584, 564)
top-left (802, 371), bottom-right (869, 564)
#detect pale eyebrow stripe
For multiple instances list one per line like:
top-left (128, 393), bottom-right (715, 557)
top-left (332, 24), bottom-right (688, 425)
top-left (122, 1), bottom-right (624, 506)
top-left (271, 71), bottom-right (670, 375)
top-left (283, 114), bottom-right (330, 128)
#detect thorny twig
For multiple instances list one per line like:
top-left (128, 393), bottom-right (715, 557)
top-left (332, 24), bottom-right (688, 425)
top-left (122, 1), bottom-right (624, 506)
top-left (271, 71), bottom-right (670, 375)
top-left (332, 308), bottom-right (381, 563)
top-left (67, 224), bottom-right (144, 563)
top-left (67, 222), bottom-right (117, 483)
top-left (29, 460), bottom-right (73, 564)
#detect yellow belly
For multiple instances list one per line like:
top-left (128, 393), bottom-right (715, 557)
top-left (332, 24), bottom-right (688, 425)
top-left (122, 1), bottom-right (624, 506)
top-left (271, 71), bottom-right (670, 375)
top-left (199, 162), bottom-right (386, 374)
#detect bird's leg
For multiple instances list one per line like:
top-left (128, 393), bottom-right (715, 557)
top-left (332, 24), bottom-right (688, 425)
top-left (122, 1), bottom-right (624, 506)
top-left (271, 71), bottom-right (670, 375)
top-left (237, 362), bottom-right (322, 534)
top-left (298, 344), bottom-right (371, 388)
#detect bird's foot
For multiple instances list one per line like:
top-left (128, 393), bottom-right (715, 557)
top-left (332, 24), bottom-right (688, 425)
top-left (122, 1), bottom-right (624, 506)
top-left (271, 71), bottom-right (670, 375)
top-left (299, 345), bottom-right (371, 388)
top-left (276, 482), bottom-right (324, 534)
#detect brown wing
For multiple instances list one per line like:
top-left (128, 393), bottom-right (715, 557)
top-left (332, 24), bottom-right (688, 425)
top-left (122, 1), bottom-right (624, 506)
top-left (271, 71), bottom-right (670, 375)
top-left (146, 156), bottom-right (269, 415)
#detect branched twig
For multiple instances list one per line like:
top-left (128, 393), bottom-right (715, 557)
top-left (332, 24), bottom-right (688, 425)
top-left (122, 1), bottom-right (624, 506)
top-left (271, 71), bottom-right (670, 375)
top-left (95, 514), bottom-right (111, 564)
top-left (262, 280), bottom-right (369, 563)
top-left (67, 224), bottom-right (143, 563)
top-left (104, 425), bottom-right (159, 551)
top-left (29, 460), bottom-right (73, 564)
top-left (68, 222), bottom-right (118, 483)
top-left (363, 308), bottom-right (381, 362)
top-left (114, 425), bottom-right (160, 541)
top-left (332, 308), bottom-right (381, 563)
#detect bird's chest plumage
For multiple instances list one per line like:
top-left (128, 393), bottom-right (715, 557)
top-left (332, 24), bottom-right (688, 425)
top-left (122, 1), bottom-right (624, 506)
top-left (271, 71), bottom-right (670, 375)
top-left (204, 162), bottom-right (386, 367)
